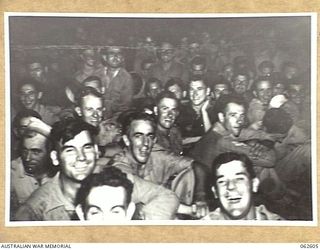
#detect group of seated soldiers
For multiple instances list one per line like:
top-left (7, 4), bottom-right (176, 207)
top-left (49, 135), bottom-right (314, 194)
top-left (10, 34), bottom-right (312, 221)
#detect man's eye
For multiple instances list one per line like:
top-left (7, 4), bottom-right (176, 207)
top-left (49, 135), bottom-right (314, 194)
top-left (148, 134), bottom-right (155, 140)
top-left (83, 144), bottom-right (94, 150)
top-left (65, 148), bottom-right (76, 153)
top-left (217, 180), bottom-right (226, 185)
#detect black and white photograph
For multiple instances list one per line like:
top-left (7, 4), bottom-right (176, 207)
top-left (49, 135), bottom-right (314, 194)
top-left (5, 13), bottom-right (317, 226)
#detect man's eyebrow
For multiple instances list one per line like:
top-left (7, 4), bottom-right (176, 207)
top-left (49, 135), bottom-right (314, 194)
top-left (111, 205), bottom-right (125, 210)
top-left (61, 145), bottom-right (75, 151)
top-left (86, 205), bottom-right (102, 211)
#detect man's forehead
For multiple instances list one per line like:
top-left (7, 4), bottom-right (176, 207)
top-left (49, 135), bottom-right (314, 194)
top-left (216, 160), bottom-right (249, 177)
top-left (59, 130), bottom-right (93, 147)
top-left (130, 119), bottom-right (154, 132)
top-left (23, 132), bottom-right (47, 146)
top-left (226, 102), bottom-right (245, 112)
top-left (81, 94), bottom-right (103, 106)
top-left (20, 84), bottom-right (36, 92)
top-left (29, 62), bottom-right (42, 69)
top-left (190, 80), bottom-right (206, 88)
top-left (107, 47), bottom-right (123, 54)
top-left (158, 97), bottom-right (178, 107)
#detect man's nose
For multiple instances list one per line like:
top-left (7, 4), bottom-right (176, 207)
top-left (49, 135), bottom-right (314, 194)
top-left (25, 151), bottom-right (32, 161)
top-left (76, 149), bottom-right (86, 161)
top-left (226, 180), bottom-right (236, 190)
top-left (142, 136), bottom-right (149, 146)
top-left (92, 110), bottom-right (99, 118)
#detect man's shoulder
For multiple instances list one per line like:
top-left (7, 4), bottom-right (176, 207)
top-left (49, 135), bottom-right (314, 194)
top-left (11, 157), bottom-right (23, 171)
top-left (256, 205), bottom-right (283, 220)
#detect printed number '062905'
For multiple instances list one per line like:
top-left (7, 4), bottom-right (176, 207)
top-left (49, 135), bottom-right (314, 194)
top-left (300, 244), bottom-right (319, 248)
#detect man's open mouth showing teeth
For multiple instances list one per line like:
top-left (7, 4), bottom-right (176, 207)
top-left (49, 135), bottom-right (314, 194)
top-left (228, 197), bottom-right (241, 203)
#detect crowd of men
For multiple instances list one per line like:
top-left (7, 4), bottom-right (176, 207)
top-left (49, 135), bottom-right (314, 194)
top-left (10, 31), bottom-right (312, 222)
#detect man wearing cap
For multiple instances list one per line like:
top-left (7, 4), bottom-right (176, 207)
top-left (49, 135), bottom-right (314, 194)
top-left (149, 42), bottom-right (188, 87)
top-left (95, 46), bottom-right (134, 118)
top-left (11, 123), bottom-right (55, 218)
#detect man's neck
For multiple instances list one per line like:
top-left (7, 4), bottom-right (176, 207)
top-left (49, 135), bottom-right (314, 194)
top-left (161, 61), bottom-right (173, 70)
top-left (157, 124), bottom-right (170, 136)
top-left (82, 64), bottom-right (95, 73)
top-left (191, 103), bottom-right (204, 115)
top-left (59, 174), bottom-right (81, 206)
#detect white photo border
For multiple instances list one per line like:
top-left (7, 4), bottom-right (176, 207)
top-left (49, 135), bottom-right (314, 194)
top-left (4, 12), bottom-right (318, 227)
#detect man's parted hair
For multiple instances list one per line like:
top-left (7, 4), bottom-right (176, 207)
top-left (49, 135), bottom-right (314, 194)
top-left (155, 90), bottom-right (179, 107)
top-left (214, 93), bottom-right (247, 115)
top-left (211, 152), bottom-right (255, 186)
top-left (75, 86), bottom-right (104, 107)
top-left (165, 77), bottom-right (185, 92)
top-left (76, 166), bottom-right (134, 209)
top-left (120, 110), bottom-right (156, 136)
top-left (82, 76), bottom-right (102, 88)
top-left (17, 77), bottom-right (43, 93)
top-left (50, 118), bottom-right (98, 150)
top-left (262, 108), bottom-right (293, 134)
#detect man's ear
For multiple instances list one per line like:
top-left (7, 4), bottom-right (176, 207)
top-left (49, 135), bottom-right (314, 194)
top-left (126, 202), bottom-right (136, 220)
top-left (122, 134), bottom-right (130, 147)
top-left (211, 186), bottom-right (218, 199)
top-left (253, 90), bottom-right (257, 98)
top-left (50, 150), bottom-right (60, 166)
top-left (37, 91), bottom-right (43, 100)
top-left (182, 91), bottom-right (187, 98)
top-left (206, 87), bottom-right (211, 96)
top-left (75, 106), bottom-right (83, 117)
top-left (75, 204), bottom-right (85, 221)
top-left (217, 112), bottom-right (225, 123)
top-left (153, 106), bottom-right (158, 116)
top-left (94, 144), bottom-right (99, 160)
top-left (252, 177), bottom-right (260, 193)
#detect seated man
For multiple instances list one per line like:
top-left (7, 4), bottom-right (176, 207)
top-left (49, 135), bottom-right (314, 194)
top-left (11, 109), bottom-right (42, 159)
top-left (74, 86), bottom-right (122, 155)
top-left (164, 77), bottom-right (186, 102)
top-left (75, 167), bottom-right (135, 221)
top-left (14, 78), bottom-right (61, 126)
top-left (11, 128), bottom-right (55, 218)
top-left (153, 91), bottom-right (183, 155)
top-left (262, 108), bottom-right (312, 220)
top-left (247, 77), bottom-right (273, 129)
top-left (178, 76), bottom-right (213, 139)
top-left (14, 119), bottom-right (179, 221)
top-left (202, 152), bottom-right (282, 220)
top-left (107, 111), bottom-right (208, 211)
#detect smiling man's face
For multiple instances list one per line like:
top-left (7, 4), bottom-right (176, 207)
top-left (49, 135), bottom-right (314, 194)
top-left (213, 160), bottom-right (256, 219)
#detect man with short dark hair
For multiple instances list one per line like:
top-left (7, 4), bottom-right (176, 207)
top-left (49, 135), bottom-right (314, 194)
top-left (247, 77), bottom-right (273, 128)
top-left (11, 130), bottom-right (55, 217)
top-left (153, 91), bottom-right (182, 155)
top-left (15, 78), bottom-right (61, 125)
top-left (95, 46), bottom-right (134, 118)
top-left (27, 58), bottom-right (67, 107)
top-left (75, 166), bottom-right (135, 221)
top-left (149, 42), bottom-right (188, 87)
top-left (202, 152), bottom-right (282, 220)
top-left (108, 111), bottom-right (208, 213)
top-left (14, 119), bottom-right (179, 221)
top-left (178, 77), bottom-right (213, 139)
top-left (190, 94), bottom-right (277, 188)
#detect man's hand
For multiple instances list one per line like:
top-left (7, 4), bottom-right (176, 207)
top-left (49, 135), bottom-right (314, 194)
top-left (191, 201), bottom-right (209, 219)
top-left (247, 139), bottom-right (269, 159)
top-left (97, 119), bottom-right (122, 146)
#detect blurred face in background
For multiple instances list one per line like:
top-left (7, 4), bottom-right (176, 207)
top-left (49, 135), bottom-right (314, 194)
top-left (19, 83), bottom-right (41, 110)
top-left (28, 62), bottom-right (45, 82)
top-left (232, 75), bottom-right (249, 95)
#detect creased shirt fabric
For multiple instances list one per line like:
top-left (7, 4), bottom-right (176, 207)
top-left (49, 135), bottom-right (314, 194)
top-left (202, 205), bottom-right (283, 220)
